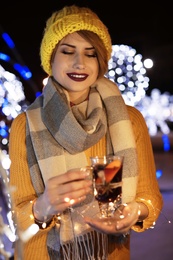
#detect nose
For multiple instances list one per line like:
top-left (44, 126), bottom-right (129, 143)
top-left (73, 54), bottom-right (85, 70)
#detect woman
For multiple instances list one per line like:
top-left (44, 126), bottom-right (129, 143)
top-left (9, 5), bottom-right (163, 260)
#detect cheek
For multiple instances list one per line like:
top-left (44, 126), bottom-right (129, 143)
top-left (52, 58), bottom-right (59, 69)
top-left (51, 59), bottom-right (64, 75)
top-left (92, 60), bottom-right (99, 73)
top-left (91, 63), bottom-right (99, 78)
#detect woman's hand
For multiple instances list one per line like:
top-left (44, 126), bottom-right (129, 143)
top-left (84, 201), bottom-right (146, 235)
top-left (33, 168), bottom-right (92, 221)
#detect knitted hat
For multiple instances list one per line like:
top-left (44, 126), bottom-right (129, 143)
top-left (40, 5), bottom-right (112, 75)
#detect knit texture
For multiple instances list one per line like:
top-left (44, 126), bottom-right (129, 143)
top-left (25, 76), bottom-right (138, 258)
top-left (40, 5), bottom-right (112, 75)
top-left (9, 106), bottom-right (163, 260)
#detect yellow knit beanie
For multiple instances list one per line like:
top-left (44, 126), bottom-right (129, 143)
top-left (40, 5), bottom-right (112, 75)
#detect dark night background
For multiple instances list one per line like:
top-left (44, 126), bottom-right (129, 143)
top-left (1, 0), bottom-right (173, 102)
top-left (1, 2), bottom-right (173, 259)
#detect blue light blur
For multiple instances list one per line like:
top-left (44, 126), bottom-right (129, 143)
top-left (13, 64), bottom-right (32, 80)
top-left (156, 169), bottom-right (163, 179)
top-left (162, 134), bottom-right (170, 152)
top-left (35, 91), bottom-right (42, 97)
top-left (0, 127), bottom-right (8, 138)
top-left (2, 32), bottom-right (15, 49)
top-left (0, 52), bottom-right (10, 62)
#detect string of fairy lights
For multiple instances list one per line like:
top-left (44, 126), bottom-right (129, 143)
top-left (0, 30), bottom-right (173, 259)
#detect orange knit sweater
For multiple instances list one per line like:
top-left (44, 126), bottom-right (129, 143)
top-left (9, 105), bottom-right (163, 260)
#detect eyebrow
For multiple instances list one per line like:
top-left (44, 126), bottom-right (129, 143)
top-left (60, 43), bottom-right (95, 50)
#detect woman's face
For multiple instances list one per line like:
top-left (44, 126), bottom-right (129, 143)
top-left (51, 32), bottom-right (99, 103)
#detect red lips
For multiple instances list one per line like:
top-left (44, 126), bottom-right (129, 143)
top-left (67, 73), bottom-right (88, 81)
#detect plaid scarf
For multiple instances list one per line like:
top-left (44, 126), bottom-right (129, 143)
top-left (26, 76), bottom-right (138, 259)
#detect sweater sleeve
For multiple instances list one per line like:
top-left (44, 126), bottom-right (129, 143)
top-left (9, 112), bottom-right (56, 259)
top-left (127, 106), bottom-right (163, 232)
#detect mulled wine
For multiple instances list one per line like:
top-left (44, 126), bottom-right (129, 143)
top-left (92, 159), bottom-right (123, 203)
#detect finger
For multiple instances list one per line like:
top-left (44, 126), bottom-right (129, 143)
top-left (116, 202), bottom-right (140, 230)
top-left (46, 176), bottom-right (92, 201)
top-left (51, 168), bottom-right (89, 185)
top-left (58, 179), bottom-right (92, 196)
top-left (51, 195), bottom-right (87, 214)
top-left (84, 216), bottom-right (122, 235)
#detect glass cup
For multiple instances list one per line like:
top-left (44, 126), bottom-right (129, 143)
top-left (90, 155), bottom-right (123, 218)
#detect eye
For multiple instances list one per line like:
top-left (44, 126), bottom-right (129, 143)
top-left (87, 53), bottom-right (97, 58)
top-left (86, 52), bottom-right (97, 58)
top-left (62, 50), bottom-right (74, 55)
